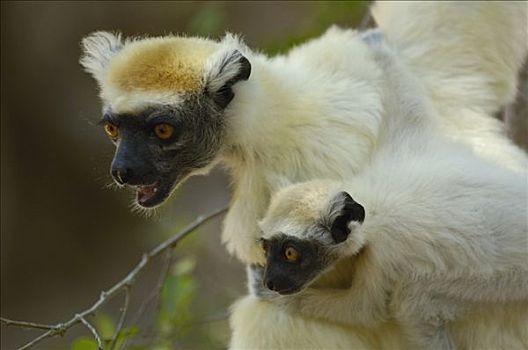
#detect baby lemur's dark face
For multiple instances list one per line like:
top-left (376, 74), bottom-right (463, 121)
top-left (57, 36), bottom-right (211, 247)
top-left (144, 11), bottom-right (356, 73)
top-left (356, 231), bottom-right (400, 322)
top-left (260, 191), bottom-right (366, 295)
top-left (260, 234), bottom-right (332, 295)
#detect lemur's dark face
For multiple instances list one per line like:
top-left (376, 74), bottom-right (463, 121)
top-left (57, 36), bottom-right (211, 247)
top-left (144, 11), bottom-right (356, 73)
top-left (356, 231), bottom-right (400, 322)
top-left (261, 234), bottom-right (333, 295)
top-left (99, 52), bottom-right (251, 208)
top-left (260, 191), bottom-right (366, 294)
top-left (101, 95), bottom-right (225, 208)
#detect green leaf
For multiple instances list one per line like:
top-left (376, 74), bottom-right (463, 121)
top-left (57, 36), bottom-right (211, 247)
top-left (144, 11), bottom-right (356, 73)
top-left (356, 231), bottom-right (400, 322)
top-left (173, 257), bottom-right (196, 276)
top-left (94, 312), bottom-right (116, 340)
top-left (158, 268), bottom-right (197, 337)
top-left (71, 337), bottom-right (97, 350)
top-left (113, 325), bottom-right (140, 349)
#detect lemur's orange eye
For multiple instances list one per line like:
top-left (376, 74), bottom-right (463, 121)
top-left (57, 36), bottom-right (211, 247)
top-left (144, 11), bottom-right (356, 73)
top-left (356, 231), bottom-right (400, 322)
top-left (104, 122), bottom-right (119, 139)
top-left (284, 247), bottom-right (300, 263)
top-left (154, 123), bottom-right (174, 140)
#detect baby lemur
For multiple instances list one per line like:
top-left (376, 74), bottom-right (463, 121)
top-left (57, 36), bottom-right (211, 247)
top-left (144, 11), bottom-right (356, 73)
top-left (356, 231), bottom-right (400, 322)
top-left (254, 152), bottom-right (528, 349)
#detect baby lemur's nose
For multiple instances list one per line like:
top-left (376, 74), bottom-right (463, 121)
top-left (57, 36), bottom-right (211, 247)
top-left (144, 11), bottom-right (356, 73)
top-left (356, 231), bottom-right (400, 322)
top-left (265, 280), bottom-right (275, 291)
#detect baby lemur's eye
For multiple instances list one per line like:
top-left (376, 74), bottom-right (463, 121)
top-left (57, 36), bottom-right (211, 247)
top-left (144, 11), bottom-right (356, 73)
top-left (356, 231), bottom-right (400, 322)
top-left (104, 122), bottom-right (119, 139)
top-left (153, 123), bottom-right (174, 140)
top-left (284, 246), bottom-right (300, 263)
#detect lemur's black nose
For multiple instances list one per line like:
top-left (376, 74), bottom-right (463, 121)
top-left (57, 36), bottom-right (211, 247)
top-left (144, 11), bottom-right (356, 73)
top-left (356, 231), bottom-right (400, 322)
top-left (111, 167), bottom-right (131, 185)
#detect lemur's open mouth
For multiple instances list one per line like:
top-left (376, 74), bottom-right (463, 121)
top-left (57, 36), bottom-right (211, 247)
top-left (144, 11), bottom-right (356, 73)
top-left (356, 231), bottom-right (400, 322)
top-left (137, 181), bottom-right (159, 205)
top-left (135, 180), bottom-right (173, 208)
top-left (133, 172), bottom-right (186, 208)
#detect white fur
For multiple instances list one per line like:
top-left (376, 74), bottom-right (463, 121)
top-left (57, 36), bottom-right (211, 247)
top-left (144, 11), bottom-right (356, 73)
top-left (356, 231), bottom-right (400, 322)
top-left (227, 3), bottom-right (527, 348)
top-left (221, 3), bottom-right (527, 265)
top-left (259, 138), bottom-right (528, 348)
top-left (204, 34), bottom-right (252, 93)
top-left (80, 31), bottom-right (125, 85)
top-left (370, 1), bottom-right (528, 174)
top-left (80, 2), bottom-right (528, 348)
top-left (371, 1), bottom-right (528, 115)
top-left (102, 89), bottom-right (185, 114)
top-left (81, 32), bottom-right (251, 114)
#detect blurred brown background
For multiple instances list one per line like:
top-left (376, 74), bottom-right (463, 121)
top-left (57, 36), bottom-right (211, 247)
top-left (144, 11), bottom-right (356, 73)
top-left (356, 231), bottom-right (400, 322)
top-left (1, 2), bottom-right (373, 349)
top-left (2, 1), bottom-right (526, 349)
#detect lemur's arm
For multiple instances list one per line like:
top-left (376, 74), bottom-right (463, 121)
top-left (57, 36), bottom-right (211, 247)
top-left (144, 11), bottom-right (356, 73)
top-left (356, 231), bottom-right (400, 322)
top-left (286, 263), bottom-right (389, 327)
top-left (255, 234), bottom-right (391, 328)
top-left (249, 265), bottom-right (388, 327)
top-left (222, 171), bottom-right (270, 265)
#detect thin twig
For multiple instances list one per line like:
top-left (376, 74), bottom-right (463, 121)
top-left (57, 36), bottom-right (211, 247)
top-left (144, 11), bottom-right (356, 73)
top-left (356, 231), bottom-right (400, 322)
top-left (0, 206), bottom-right (228, 350)
top-left (16, 327), bottom-right (64, 350)
top-left (108, 286), bottom-right (131, 350)
top-left (77, 314), bottom-right (103, 350)
top-left (123, 249), bottom-right (174, 350)
top-left (0, 317), bottom-right (56, 331)
top-left (154, 250), bottom-right (175, 315)
top-left (132, 249), bottom-right (174, 326)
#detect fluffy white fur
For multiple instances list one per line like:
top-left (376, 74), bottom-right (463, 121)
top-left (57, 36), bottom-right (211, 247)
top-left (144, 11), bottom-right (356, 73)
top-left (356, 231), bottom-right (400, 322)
top-left (81, 32), bottom-right (248, 113)
top-left (80, 31), bottom-right (126, 84)
top-left (80, 2), bottom-right (528, 348)
top-left (228, 3), bottom-right (528, 347)
top-left (221, 2), bottom-right (527, 265)
top-left (258, 138), bottom-right (528, 349)
top-left (370, 1), bottom-right (528, 175)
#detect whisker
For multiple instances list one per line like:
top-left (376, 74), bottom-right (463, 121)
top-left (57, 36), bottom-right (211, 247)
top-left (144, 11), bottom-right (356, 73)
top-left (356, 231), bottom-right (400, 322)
top-left (128, 196), bottom-right (160, 219)
top-left (104, 181), bottom-right (124, 191)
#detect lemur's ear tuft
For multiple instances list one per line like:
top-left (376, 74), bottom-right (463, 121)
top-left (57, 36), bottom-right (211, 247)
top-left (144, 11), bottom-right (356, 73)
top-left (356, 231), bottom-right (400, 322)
top-left (205, 50), bottom-right (251, 109)
top-left (80, 31), bottom-right (124, 83)
top-left (328, 191), bottom-right (365, 243)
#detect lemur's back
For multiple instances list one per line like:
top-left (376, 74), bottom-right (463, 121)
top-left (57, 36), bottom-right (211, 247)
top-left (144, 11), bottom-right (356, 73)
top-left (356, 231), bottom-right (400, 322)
top-left (351, 139), bottom-right (528, 276)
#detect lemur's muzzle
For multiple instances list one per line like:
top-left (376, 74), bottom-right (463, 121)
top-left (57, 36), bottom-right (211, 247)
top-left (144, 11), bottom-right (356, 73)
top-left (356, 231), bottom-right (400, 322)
top-left (263, 274), bottom-right (299, 295)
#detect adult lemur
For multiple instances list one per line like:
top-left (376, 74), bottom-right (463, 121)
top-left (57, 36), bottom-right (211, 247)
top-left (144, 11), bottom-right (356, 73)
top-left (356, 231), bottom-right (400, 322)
top-left (80, 2), bottom-right (528, 349)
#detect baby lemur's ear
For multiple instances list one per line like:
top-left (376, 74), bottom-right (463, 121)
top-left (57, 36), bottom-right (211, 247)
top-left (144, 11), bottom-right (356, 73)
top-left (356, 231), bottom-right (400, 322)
top-left (205, 50), bottom-right (251, 108)
top-left (327, 191), bottom-right (365, 243)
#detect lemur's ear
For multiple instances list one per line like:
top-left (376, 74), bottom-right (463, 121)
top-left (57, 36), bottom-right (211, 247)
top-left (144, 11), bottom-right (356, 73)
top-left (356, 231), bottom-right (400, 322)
top-left (80, 31), bottom-right (124, 84)
top-left (327, 191), bottom-right (365, 243)
top-left (205, 50), bottom-right (251, 109)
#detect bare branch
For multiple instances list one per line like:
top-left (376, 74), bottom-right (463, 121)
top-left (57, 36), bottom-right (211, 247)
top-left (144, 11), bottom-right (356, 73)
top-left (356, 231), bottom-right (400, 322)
top-left (0, 206), bottom-right (228, 350)
top-left (77, 314), bottom-right (103, 350)
top-left (108, 286), bottom-right (131, 350)
top-left (17, 327), bottom-right (65, 350)
top-left (154, 250), bottom-right (175, 315)
top-left (0, 318), bottom-right (56, 331)
top-left (127, 249), bottom-right (174, 337)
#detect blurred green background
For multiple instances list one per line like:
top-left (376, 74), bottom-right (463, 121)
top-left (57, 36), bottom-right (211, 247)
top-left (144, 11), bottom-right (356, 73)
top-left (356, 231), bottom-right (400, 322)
top-left (0, 1), bottom-right (372, 349)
